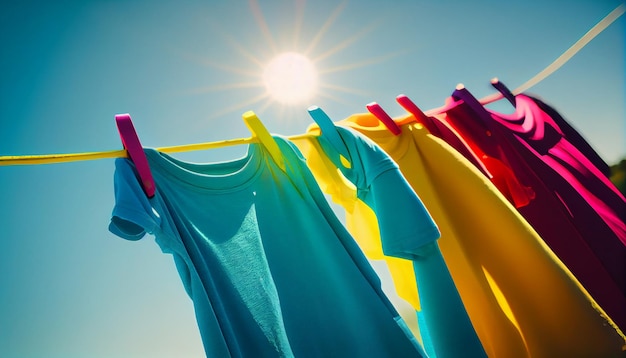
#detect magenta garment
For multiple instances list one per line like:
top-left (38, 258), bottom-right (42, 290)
top-left (527, 95), bottom-right (612, 178)
top-left (439, 89), bottom-right (626, 330)
top-left (481, 93), bottom-right (626, 241)
top-left (491, 95), bottom-right (625, 221)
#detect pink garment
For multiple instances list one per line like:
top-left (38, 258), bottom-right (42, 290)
top-left (529, 95), bottom-right (613, 178)
top-left (491, 94), bottom-right (626, 242)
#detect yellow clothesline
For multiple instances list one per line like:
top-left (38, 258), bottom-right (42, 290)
top-left (1, 3), bottom-right (623, 167)
top-left (0, 133), bottom-right (316, 166)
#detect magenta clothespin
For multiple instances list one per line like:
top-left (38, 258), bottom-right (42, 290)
top-left (396, 94), bottom-right (441, 134)
top-left (115, 114), bottom-right (156, 198)
top-left (396, 94), bottom-right (429, 123)
top-left (452, 83), bottom-right (494, 126)
top-left (366, 102), bottom-right (401, 135)
top-left (452, 83), bottom-right (486, 113)
top-left (490, 77), bottom-right (516, 106)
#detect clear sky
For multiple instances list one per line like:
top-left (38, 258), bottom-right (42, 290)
top-left (0, 1), bottom-right (624, 357)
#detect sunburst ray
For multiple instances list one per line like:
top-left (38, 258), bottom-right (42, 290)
top-left (312, 19), bottom-right (384, 63)
top-left (179, 51), bottom-right (261, 77)
top-left (249, 0), bottom-right (278, 54)
top-left (199, 18), bottom-right (268, 69)
top-left (319, 50), bottom-right (408, 74)
top-left (292, 0), bottom-right (307, 50)
top-left (303, 1), bottom-right (348, 56)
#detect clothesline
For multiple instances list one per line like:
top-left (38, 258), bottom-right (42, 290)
top-left (1, 3), bottom-right (623, 167)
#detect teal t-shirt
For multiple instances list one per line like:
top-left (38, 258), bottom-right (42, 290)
top-left (109, 137), bottom-right (426, 358)
top-left (313, 125), bottom-right (486, 358)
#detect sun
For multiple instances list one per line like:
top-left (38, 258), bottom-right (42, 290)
top-left (262, 52), bottom-right (318, 105)
top-left (183, 1), bottom-right (397, 122)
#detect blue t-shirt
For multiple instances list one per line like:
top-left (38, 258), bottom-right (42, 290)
top-left (109, 137), bottom-right (426, 358)
top-left (310, 124), bottom-right (486, 358)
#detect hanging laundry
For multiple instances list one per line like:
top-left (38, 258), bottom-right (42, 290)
top-left (295, 110), bottom-right (485, 358)
top-left (440, 89), bottom-right (626, 330)
top-left (400, 97), bottom-right (536, 209)
top-left (295, 129), bottom-right (438, 356)
top-left (108, 138), bottom-right (427, 357)
top-left (331, 112), bottom-right (626, 357)
top-left (528, 94), bottom-right (613, 178)
top-left (452, 89), bottom-right (626, 240)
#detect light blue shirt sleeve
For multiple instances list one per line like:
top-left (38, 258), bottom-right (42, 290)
top-left (108, 157), bottom-right (161, 241)
top-left (317, 126), bottom-right (441, 259)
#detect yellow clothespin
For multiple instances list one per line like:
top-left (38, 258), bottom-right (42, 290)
top-left (242, 111), bottom-right (286, 171)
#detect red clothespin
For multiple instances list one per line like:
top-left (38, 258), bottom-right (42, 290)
top-left (396, 94), bottom-right (429, 123)
top-left (366, 102), bottom-right (401, 135)
top-left (115, 114), bottom-right (156, 198)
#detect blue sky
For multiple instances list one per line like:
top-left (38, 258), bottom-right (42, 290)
top-left (0, 1), bottom-right (624, 357)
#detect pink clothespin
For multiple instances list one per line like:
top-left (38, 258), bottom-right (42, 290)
top-left (396, 94), bottom-right (429, 123)
top-left (366, 102), bottom-right (401, 135)
top-left (115, 114), bottom-right (156, 198)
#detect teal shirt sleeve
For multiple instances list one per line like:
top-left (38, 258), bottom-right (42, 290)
top-left (108, 157), bottom-right (161, 240)
top-left (370, 170), bottom-right (441, 259)
top-left (316, 126), bottom-right (441, 259)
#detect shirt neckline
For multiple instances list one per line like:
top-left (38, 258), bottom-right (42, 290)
top-left (144, 144), bottom-right (266, 193)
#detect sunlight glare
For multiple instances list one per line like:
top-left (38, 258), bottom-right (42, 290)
top-left (263, 52), bottom-right (318, 105)
top-left (190, 1), bottom-right (382, 120)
